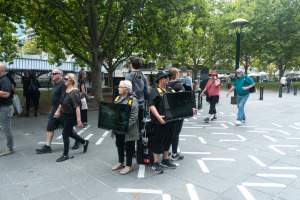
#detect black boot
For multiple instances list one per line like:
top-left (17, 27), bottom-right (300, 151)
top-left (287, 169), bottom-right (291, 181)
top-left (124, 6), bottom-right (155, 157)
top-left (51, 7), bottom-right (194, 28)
top-left (72, 140), bottom-right (80, 150)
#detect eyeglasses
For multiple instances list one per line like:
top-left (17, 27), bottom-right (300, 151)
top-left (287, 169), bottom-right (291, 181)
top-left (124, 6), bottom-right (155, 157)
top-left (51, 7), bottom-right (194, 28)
top-left (52, 73), bottom-right (60, 76)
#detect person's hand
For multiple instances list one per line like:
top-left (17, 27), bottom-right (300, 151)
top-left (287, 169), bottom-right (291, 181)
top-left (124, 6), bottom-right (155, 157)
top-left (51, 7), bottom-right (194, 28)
top-left (158, 115), bottom-right (166, 125)
top-left (242, 86), bottom-right (249, 90)
top-left (200, 92), bottom-right (205, 97)
top-left (53, 111), bottom-right (60, 118)
top-left (77, 120), bottom-right (84, 128)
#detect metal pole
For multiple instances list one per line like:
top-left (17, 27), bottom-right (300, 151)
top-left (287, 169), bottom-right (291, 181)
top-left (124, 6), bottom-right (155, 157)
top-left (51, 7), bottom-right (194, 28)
top-left (197, 92), bottom-right (202, 110)
top-left (279, 85), bottom-right (283, 98)
top-left (231, 31), bottom-right (241, 105)
top-left (294, 85), bottom-right (297, 96)
top-left (259, 86), bottom-right (263, 100)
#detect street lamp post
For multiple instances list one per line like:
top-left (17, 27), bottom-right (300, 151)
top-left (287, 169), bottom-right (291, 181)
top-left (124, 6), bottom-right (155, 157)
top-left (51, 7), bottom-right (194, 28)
top-left (230, 18), bottom-right (248, 104)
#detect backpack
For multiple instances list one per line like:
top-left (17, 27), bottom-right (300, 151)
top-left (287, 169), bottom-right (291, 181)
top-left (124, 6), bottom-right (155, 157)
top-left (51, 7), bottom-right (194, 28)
top-left (243, 77), bottom-right (256, 93)
top-left (28, 79), bottom-right (38, 91)
top-left (130, 71), bottom-right (146, 103)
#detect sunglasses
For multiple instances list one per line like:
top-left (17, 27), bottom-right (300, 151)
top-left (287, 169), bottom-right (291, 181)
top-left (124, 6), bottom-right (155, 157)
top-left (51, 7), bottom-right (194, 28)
top-left (64, 77), bottom-right (69, 81)
top-left (52, 73), bottom-right (60, 75)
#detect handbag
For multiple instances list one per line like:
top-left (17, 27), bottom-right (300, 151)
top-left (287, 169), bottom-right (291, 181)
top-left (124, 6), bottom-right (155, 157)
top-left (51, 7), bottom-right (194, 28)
top-left (12, 94), bottom-right (22, 115)
top-left (80, 97), bottom-right (88, 110)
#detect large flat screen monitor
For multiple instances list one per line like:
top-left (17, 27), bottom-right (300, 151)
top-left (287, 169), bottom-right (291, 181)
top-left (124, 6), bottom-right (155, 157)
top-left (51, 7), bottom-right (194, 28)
top-left (98, 102), bottom-right (131, 132)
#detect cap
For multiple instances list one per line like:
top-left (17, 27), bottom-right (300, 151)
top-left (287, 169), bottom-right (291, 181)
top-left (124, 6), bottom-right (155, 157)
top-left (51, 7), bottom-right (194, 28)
top-left (156, 71), bottom-right (169, 83)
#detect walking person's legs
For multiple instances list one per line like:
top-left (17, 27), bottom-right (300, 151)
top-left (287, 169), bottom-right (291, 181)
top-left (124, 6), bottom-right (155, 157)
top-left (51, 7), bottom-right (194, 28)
top-left (236, 94), bottom-right (249, 124)
top-left (0, 106), bottom-right (14, 155)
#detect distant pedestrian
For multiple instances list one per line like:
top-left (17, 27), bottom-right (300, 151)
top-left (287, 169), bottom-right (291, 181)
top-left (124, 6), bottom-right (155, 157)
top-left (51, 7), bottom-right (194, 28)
top-left (200, 70), bottom-right (221, 122)
top-left (24, 72), bottom-right (40, 117)
top-left (111, 80), bottom-right (138, 174)
top-left (54, 73), bottom-right (89, 162)
top-left (0, 63), bottom-right (15, 156)
top-left (226, 68), bottom-right (255, 126)
top-left (181, 71), bottom-right (193, 91)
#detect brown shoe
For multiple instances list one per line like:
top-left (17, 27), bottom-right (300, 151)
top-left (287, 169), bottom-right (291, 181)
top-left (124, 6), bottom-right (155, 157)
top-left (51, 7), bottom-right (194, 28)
top-left (112, 163), bottom-right (124, 171)
top-left (119, 166), bottom-right (133, 175)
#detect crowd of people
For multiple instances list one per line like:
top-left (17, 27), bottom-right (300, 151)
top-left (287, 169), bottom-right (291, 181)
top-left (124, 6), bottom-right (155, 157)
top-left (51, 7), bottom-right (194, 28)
top-left (0, 59), bottom-right (255, 175)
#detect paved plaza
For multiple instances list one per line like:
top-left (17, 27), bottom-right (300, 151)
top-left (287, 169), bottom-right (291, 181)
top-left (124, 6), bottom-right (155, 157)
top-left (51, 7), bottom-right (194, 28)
top-left (1, 90), bottom-right (300, 200)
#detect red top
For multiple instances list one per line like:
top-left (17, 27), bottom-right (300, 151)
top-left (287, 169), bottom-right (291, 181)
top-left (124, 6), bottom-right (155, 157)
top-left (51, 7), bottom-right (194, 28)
top-left (205, 79), bottom-right (221, 96)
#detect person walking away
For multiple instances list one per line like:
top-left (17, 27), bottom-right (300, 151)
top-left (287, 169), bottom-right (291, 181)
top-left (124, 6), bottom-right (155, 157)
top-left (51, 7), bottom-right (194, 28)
top-left (148, 71), bottom-right (177, 174)
top-left (0, 63), bottom-right (14, 156)
top-left (54, 73), bottom-right (89, 162)
top-left (26, 72), bottom-right (40, 117)
top-left (226, 68), bottom-right (255, 126)
top-left (111, 80), bottom-right (138, 174)
top-left (200, 70), bottom-right (221, 123)
top-left (167, 67), bottom-right (185, 161)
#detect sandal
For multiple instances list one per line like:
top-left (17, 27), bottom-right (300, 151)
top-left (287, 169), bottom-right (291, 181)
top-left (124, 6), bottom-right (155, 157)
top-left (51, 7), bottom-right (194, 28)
top-left (119, 166), bottom-right (133, 175)
top-left (112, 163), bottom-right (124, 171)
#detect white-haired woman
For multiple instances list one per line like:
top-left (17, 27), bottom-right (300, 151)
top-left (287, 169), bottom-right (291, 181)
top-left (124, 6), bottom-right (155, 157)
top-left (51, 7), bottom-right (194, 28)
top-left (226, 68), bottom-right (255, 126)
top-left (111, 80), bottom-right (138, 174)
top-left (54, 73), bottom-right (89, 162)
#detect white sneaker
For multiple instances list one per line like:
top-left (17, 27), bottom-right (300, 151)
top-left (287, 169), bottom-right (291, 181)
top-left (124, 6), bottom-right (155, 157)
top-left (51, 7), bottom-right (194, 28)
top-left (235, 120), bottom-right (242, 126)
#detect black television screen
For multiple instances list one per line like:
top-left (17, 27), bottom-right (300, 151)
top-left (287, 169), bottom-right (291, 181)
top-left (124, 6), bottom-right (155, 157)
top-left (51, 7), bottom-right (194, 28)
top-left (161, 91), bottom-right (194, 121)
top-left (98, 102), bottom-right (131, 132)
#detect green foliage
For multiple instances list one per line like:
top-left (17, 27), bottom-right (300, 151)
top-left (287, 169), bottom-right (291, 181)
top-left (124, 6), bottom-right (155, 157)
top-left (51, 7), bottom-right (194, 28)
top-left (21, 38), bottom-right (42, 55)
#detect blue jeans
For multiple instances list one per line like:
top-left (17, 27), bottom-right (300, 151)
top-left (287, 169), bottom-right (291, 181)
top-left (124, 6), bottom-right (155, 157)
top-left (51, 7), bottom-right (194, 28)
top-left (0, 105), bottom-right (14, 151)
top-left (237, 94), bottom-right (249, 121)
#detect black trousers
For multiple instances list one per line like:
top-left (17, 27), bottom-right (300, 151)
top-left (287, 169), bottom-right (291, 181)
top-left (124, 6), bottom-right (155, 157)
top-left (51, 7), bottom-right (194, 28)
top-left (81, 109), bottom-right (88, 124)
top-left (25, 93), bottom-right (39, 115)
top-left (138, 106), bottom-right (144, 133)
top-left (150, 123), bottom-right (173, 154)
top-left (208, 96), bottom-right (219, 115)
top-left (62, 114), bottom-right (85, 156)
top-left (171, 119), bottom-right (184, 154)
top-left (115, 134), bottom-right (135, 166)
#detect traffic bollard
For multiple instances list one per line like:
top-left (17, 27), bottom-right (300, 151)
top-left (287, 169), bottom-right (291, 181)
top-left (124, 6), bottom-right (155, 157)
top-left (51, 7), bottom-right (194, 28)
top-left (197, 92), bottom-right (202, 110)
top-left (279, 85), bottom-right (283, 98)
top-left (259, 86), bottom-right (264, 100)
top-left (294, 85), bottom-right (297, 96)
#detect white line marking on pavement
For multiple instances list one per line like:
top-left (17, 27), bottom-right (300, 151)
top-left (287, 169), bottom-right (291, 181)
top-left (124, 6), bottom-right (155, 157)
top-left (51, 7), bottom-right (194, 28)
top-left (96, 131), bottom-right (110, 145)
top-left (56, 135), bottom-right (62, 140)
top-left (177, 147), bottom-right (181, 152)
top-left (186, 183), bottom-right (200, 200)
top-left (227, 122), bottom-right (235, 126)
top-left (162, 193), bottom-right (171, 200)
top-left (289, 125), bottom-right (300, 130)
top-left (277, 130), bottom-right (291, 135)
top-left (197, 160), bottom-right (209, 173)
top-left (237, 185), bottom-right (255, 200)
top-left (248, 155), bottom-right (267, 167)
top-left (272, 123), bottom-right (283, 128)
top-left (287, 138), bottom-right (300, 140)
top-left (255, 128), bottom-right (274, 131)
top-left (269, 166), bottom-right (300, 170)
top-left (211, 132), bottom-right (234, 135)
top-left (294, 122), bottom-right (300, 127)
top-left (219, 135), bottom-right (246, 142)
top-left (118, 188), bottom-right (162, 194)
top-left (228, 148), bottom-right (238, 151)
top-left (182, 152), bottom-right (211, 155)
top-left (183, 127), bottom-right (203, 129)
top-left (268, 145), bottom-right (298, 155)
top-left (256, 173), bottom-right (297, 178)
top-left (137, 165), bottom-right (145, 178)
top-left (202, 158), bottom-right (235, 161)
top-left (84, 134), bottom-right (93, 140)
top-left (179, 138), bottom-right (186, 141)
top-left (77, 125), bottom-right (91, 135)
top-left (184, 119), bottom-right (189, 122)
top-left (38, 142), bottom-right (63, 145)
top-left (247, 130), bottom-right (269, 133)
top-left (192, 117), bottom-right (197, 120)
top-left (180, 134), bottom-right (197, 137)
top-left (220, 123), bottom-right (229, 128)
top-left (241, 182), bottom-right (286, 188)
top-left (263, 135), bottom-right (277, 142)
top-left (198, 137), bottom-right (207, 144)
top-left (207, 127), bottom-right (227, 130)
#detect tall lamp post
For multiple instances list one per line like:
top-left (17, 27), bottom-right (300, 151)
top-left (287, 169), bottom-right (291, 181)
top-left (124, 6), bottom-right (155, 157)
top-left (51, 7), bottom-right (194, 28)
top-left (230, 18), bottom-right (248, 104)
